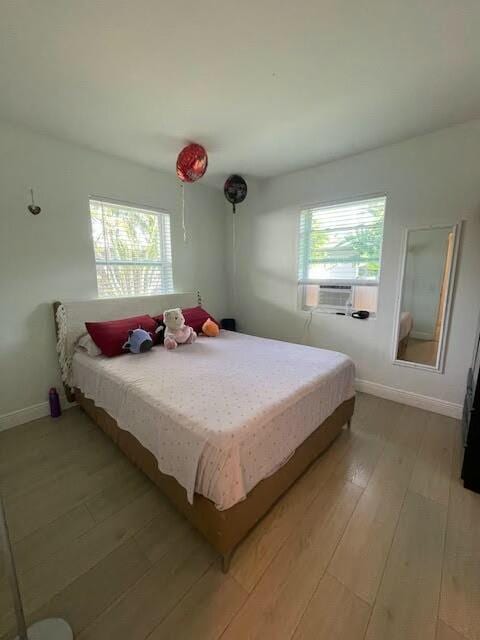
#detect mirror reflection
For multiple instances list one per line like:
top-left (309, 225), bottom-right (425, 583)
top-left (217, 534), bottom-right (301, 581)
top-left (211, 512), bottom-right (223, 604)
top-left (396, 226), bottom-right (456, 368)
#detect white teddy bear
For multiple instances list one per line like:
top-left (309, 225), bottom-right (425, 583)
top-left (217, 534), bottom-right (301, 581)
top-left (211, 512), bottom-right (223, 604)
top-left (162, 308), bottom-right (196, 350)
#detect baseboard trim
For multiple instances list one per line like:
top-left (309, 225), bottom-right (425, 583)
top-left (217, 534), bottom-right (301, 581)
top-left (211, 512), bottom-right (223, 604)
top-left (0, 397), bottom-right (76, 432)
top-left (355, 378), bottom-right (462, 419)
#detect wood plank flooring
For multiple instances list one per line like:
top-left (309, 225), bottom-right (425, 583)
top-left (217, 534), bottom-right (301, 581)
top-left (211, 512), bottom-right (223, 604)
top-left (0, 393), bottom-right (477, 640)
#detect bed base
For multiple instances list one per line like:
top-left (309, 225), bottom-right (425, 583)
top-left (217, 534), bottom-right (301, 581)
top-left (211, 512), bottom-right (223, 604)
top-left (397, 335), bottom-right (410, 359)
top-left (75, 389), bottom-right (354, 571)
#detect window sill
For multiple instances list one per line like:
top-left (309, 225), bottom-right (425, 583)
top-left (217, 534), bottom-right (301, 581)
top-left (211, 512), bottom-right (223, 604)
top-left (96, 291), bottom-right (178, 300)
top-left (302, 308), bottom-right (377, 319)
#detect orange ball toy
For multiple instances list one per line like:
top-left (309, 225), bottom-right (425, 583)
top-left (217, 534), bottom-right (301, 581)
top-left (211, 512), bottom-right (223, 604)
top-left (202, 318), bottom-right (220, 337)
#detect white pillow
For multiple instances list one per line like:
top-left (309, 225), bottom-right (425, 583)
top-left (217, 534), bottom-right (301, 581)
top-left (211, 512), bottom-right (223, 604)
top-left (76, 333), bottom-right (102, 357)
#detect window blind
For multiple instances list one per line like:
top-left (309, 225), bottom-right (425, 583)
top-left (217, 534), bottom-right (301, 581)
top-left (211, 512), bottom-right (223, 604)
top-left (89, 199), bottom-right (173, 298)
top-left (298, 195), bottom-right (386, 286)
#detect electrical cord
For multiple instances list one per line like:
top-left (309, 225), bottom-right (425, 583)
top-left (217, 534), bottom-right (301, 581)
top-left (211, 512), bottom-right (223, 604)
top-left (302, 310), bottom-right (313, 345)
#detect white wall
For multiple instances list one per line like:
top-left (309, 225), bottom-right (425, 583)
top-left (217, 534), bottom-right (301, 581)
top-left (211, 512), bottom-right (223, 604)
top-left (0, 121), bottom-right (228, 424)
top-left (230, 121), bottom-right (480, 414)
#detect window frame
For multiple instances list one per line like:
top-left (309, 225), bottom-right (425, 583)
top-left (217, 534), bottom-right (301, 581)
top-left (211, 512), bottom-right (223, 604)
top-left (89, 196), bottom-right (174, 299)
top-left (296, 193), bottom-right (387, 316)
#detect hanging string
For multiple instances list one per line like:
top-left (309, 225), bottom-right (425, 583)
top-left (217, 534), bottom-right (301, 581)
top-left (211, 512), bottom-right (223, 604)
top-left (232, 212), bottom-right (237, 316)
top-left (303, 309), bottom-right (313, 345)
top-left (181, 182), bottom-right (187, 243)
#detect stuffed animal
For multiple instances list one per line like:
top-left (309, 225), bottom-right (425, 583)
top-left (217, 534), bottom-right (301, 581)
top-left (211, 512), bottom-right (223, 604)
top-left (202, 318), bottom-right (220, 337)
top-left (123, 328), bottom-right (153, 354)
top-left (154, 319), bottom-right (166, 344)
top-left (163, 308), bottom-right (197, 350)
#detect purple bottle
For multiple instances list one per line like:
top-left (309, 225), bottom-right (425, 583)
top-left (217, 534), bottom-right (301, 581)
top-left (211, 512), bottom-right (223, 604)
top-left (49, 387), bottom-right (62, 418)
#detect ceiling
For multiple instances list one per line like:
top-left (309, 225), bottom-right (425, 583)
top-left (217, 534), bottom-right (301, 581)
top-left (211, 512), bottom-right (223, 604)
top-left (1, 0), bottom-right (479, 186)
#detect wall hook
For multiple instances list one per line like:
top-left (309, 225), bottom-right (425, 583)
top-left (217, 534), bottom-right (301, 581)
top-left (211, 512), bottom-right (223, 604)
top-left (28, 188), bottom-right (41, 215)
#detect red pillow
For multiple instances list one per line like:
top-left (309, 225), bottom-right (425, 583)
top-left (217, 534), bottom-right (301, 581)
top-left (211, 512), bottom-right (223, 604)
top-left (85, 315), bottom-right (157, 357)
top-left (183, 307), bottom-right (220, 333)
top-left (152, 306), bottom-right (219, 334)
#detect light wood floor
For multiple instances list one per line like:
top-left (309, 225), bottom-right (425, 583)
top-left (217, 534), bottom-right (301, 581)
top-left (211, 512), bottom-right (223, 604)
top-left (398, 338), bottom-right (439, 366)
top-left (1, 393), bottom-right (478, 640)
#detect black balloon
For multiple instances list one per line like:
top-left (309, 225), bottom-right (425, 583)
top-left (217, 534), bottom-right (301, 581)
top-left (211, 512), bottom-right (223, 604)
top-left (224, 174), bottom-right (247, 213)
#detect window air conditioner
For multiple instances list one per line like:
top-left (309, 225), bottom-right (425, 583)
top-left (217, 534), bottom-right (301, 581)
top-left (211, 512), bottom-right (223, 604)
top-left (317, 285), bottom-right (352, 311)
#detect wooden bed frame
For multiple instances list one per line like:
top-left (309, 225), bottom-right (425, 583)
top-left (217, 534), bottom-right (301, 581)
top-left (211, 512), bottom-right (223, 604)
top-left (53, 302), bottom-right (355, 570)
top-left (76, 391), bottom-right (354, 570)
top-left (397, 334), bottom-right (410, 359)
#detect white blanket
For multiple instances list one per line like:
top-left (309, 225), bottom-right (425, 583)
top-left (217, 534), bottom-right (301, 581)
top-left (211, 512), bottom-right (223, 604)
top-left (73, 331), bottom-right (355, 510)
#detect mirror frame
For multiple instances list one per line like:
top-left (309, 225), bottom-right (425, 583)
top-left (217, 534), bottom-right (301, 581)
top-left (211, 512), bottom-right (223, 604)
top-left (392, 222), bottom-right (462, 373)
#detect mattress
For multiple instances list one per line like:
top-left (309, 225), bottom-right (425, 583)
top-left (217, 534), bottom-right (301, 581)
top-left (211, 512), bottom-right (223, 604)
top-left (399, 311), bottom-right (413, 342)
top-left (72, 331), bottom-right (355, 510)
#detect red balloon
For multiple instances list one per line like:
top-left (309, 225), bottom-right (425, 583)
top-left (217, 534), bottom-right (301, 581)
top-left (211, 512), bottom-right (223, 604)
top-left (176, 143), bottom-right (208, 183)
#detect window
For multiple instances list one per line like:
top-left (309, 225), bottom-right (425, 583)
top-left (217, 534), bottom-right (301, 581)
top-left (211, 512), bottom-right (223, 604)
top-left (297, 195), bottom-right (386, 314)
top-left (89, 199), bottom-right (173, 298)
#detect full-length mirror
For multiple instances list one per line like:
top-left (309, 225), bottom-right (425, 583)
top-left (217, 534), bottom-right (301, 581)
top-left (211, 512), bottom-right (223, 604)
top-left (393, 223), bottom-right (460, 371)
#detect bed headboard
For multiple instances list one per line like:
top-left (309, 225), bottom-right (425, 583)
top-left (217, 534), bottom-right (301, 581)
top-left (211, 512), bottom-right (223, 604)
top-left (53, 292), bottom-right (196, 399)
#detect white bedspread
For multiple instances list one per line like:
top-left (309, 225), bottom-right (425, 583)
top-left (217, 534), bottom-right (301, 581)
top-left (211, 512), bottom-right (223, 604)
top-left (72, 331), bottom-right (355, 510)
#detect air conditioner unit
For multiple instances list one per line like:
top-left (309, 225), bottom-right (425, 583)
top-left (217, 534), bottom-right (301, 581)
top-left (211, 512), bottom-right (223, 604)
top-left (316, 285), bottom-right (352, 312)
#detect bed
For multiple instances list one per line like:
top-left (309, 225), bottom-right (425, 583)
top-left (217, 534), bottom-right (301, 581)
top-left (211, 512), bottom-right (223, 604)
top-left (54, 294), bottom-right (355, 570)
top-left (397, 310), bottom-right (413, 359)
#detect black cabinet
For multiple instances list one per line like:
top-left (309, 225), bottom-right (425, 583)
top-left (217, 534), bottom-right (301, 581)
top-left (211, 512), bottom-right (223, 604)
top-left (461, 320), bottom-right (480, 493)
